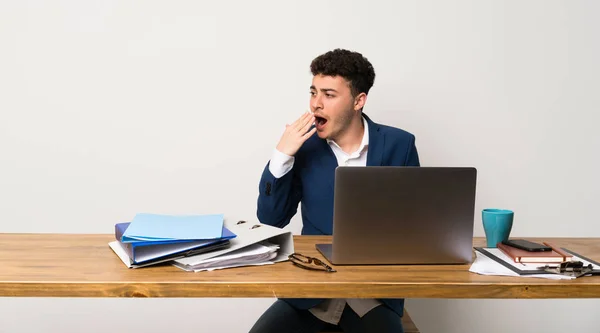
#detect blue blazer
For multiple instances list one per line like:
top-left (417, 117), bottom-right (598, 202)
top-left (256, 113), bottom-right (420, 318)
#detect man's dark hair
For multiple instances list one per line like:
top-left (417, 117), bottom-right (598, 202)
top-left (310, 48), bottom-right (376, 97)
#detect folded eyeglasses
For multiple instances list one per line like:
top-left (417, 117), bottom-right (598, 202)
top-left (288, 253), bottom-right (336, 273)
top-left (539, 261), bottom-right (597, 278)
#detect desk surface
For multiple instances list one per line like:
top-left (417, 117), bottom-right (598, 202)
top-left (1, 234), bottom-right (600, 298)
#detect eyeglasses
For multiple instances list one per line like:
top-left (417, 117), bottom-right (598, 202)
top-left (539, 260), bottom-right (596, 278)
top-left (288, 253), bottom-right (336, 272)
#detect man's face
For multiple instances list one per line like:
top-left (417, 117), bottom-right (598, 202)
top-left (309, 74), bottom-right (357, 141)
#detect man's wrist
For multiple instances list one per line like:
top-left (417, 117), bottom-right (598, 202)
top-left (268, 149), bottom-right (295, 178)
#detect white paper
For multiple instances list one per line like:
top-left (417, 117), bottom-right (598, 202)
top-left (173, 242), bottom-right (279, 272)
top-left (190, 242), bottom-right (278, 265)
top-left (174, 260), bottom-right (275, 272)
top-left (469, 250), bottom-right (572, 280)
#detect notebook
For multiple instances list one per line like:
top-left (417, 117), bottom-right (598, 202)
top-left (497, 242), bottom-right (573, 263)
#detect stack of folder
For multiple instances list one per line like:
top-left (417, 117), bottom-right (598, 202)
top-left (108, 213), bottom-right (237, 268)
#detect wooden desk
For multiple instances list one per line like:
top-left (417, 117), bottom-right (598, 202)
top-left (1, 234), bottom-right (600, 298)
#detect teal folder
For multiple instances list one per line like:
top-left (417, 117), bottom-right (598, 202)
top-left (121, 213), bottom-right (224, 243)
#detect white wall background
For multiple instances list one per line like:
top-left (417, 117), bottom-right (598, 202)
top-left (1, 0), bottom-right (599, 332)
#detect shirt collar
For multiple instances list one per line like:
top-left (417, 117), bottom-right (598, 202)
top-left (327, 115), bottom-right (369, 154)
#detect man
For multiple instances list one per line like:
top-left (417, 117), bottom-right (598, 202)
top-left (250, 49), bottom-right (420, 333)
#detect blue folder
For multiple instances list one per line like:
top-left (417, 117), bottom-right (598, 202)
top-left (121, 213), bottom-right (225, 243)
top-left (114, 222), bottom-right (236, 265)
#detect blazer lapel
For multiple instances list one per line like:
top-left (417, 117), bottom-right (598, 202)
top-left (364, 113), bottom-right (384, 166)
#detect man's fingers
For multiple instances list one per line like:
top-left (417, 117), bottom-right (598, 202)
top-left (298, 113), bottom-right (314, 132)
top-left (301, 127), bottom-right (317, 140)
top-left (293, 112), bottom-right (312, 130)
top-left (291, 112), bottom-right (307, 126)
top-left (301, 116), bottom-right (314, 134)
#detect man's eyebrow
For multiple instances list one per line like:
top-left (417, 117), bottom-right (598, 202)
top-left (309, 86), bottom-right (338, 93)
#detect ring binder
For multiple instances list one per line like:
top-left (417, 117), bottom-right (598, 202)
top-left (172, 218), bottom-right (294, 272)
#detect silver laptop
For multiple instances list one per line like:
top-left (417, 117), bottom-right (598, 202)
top-left (316, 166), bottom-right (477, 265)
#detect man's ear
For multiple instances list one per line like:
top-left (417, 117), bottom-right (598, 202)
top-left (354, 92), bottom-right (367, 111)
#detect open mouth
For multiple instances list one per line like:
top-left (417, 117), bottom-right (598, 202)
top-left (314, 115), bottom-right (328, 129)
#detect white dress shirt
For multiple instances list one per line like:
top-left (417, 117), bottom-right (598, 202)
top-left (268, 116), bottom-right (382, 325)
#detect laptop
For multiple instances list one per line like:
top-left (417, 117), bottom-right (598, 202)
top-left (316, 166), bottom-right (477, 265)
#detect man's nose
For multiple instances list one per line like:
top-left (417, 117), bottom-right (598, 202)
top-left (311, 95), bottom-right (323, 110)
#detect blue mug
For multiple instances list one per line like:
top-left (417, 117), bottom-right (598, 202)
top-left (482, 209), bottom-right (514, 248)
